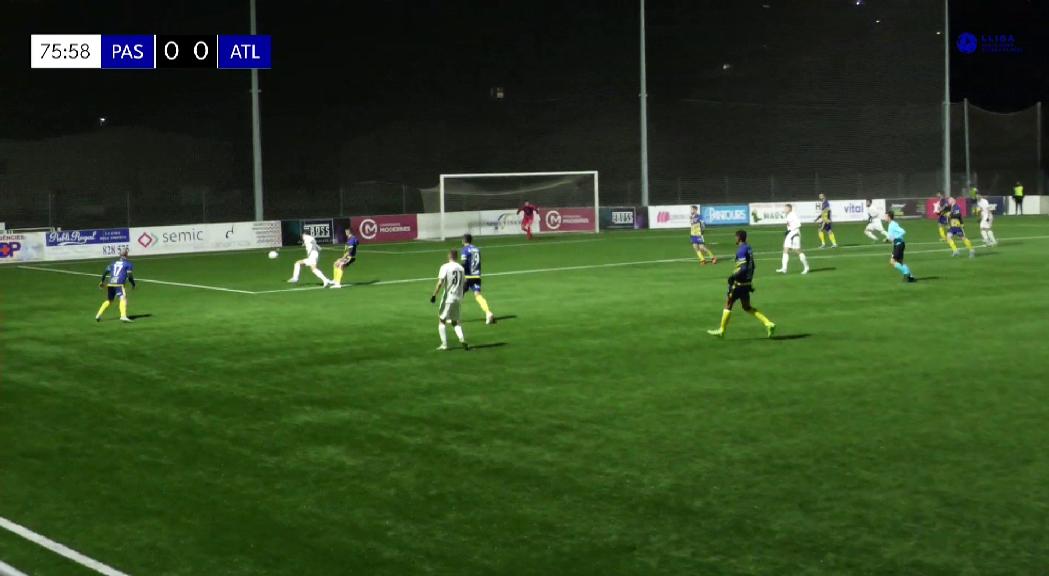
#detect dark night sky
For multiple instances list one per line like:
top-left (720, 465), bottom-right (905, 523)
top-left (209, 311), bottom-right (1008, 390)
top-left (0, 0), bottom-right (1045, 212)
top-left (1, 0), bottom-right (1045, 138)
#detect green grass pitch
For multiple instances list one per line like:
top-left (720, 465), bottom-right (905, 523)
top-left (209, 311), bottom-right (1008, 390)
top-left (2, 218), bottom-right (1049, 575)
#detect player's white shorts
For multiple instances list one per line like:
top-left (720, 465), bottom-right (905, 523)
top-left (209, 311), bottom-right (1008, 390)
top-left (301, 251), bottom-right (319, 267)
top-left (783, 231), bottom-right (801, 250)
top-left (980, 220), bottom-right (992, 231)
top-left (866, 222), bottom-right (886, 234)
top-left (439, 299), bottom-right (461, 323)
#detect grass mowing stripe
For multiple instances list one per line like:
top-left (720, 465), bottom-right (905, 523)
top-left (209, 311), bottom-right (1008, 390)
top-left (0, 517), bottom-right (130, 576)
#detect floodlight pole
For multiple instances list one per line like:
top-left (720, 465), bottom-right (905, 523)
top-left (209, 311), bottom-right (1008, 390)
top-left (250, 0), bottom-right (265, 221)
top-left (639, 0), bottom-right (650, 207)
top-left (942, 0), bottom-right (951, 196)
top-left (1037, 102), bottom-right (1043, 196)
top-left (963, 98), bottom-right (970, 192)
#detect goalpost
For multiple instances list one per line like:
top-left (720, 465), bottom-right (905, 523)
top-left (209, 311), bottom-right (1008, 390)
top-left (434, 171), bottom-right (599, 241)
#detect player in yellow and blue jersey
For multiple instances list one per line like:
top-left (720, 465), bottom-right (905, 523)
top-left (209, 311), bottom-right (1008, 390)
top-left (708, 230), bottom-right (775, 339)
top-left (946, 196), bottom-right (975, 258)
top-left (688, 205), bottom-right (717, 265)
top-left (934, 192), bottom-right (950, 242)
top-left (815, 193), bottom-right (837, 248)
top-left (461, 234), bottom-right (496, 324)
top-left (95, 248), bottom-right (136, 322)
top-left (330, 232), bottom-right (358, 289)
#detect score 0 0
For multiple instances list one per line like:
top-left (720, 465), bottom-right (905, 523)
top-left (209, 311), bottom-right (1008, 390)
top-left (156, 35), bottom-right (217, 68)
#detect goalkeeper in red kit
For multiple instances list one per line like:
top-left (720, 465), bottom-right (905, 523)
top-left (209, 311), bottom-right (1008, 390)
top-left (518, 201), bottom-right (538, 239)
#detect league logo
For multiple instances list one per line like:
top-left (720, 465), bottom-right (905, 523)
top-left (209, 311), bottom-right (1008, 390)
top-left (957, 32), bottom-right (977, 54)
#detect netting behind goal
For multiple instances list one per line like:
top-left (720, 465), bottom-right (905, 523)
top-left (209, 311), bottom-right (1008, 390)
top-left (424, 171), bottom-right (599, 239)
top-left (961, 103), bottom-right (1042, 196)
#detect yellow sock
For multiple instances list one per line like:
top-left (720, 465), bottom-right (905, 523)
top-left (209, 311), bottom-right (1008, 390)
top-left (96, 301), bottom-right (111, 318)
top-left (829, 232), bottom-right (837, 245)
top-left (964, 238), bottom-right (974, 251)
top-left (818, 231), bottom-right (826, 245)
top-left (475, 294), bottom-right (492, 315)
top-left (695, 251), bottom-right (705, 262)
top-left (333, 268), bottom-right (343, 283)
top-left (938, 226), bottom-right (947, 240)
top-left (719, 309), bottom-right (732, 332)
top-left (119, 299), bottom-right (128, 318)
top-left (747, 308), bottom-right (772, 327)
top-left (947, 238), bottom-right (958, 251)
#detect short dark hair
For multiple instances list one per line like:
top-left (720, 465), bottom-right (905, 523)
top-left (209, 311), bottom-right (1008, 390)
top-left (449, 249), bottom-right (459, 260)
top-left (463, 233), bottom-right (473, 244)
top-left (886, 210), bottom-right (895, 220)
top-left (735, 230), bottom-right (747, 242)
top-left (690, 205), bottom-right (698, 210)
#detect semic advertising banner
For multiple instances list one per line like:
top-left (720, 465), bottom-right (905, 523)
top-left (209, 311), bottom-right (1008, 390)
top-left (538, 207), bottom-right (596, 233)
top-left (130, 221), bottom-right (282, 255)
top-left (350, 214), bottom-right (418, 243)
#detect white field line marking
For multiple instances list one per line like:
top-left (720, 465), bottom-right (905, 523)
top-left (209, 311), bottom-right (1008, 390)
top-left (0, 516), bottom-right (130, 576)
top-left (252, 285), bottom-right (329, 294)
top-left (21, 234), bottom-right (1049, 296)
top-left (0, 560), bottom-right (30, 576)
top-left (17, 265), bottom-right (254, 294)
top-left (255, 234), bottom-right (1049, 293)
top-left (363, 238), bottom-right (602, 254)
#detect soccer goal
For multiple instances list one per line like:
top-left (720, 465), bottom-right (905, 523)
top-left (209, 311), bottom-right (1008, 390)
top-left (429, 171), bottom-right (599, 240)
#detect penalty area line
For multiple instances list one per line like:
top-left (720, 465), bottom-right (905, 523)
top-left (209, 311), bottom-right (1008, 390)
top-left (0, 559), bottom-right (30, 576)
top-left (17, 265), bottom-right (254, 294)
top-left (0, 516), bottom-right (131, 576)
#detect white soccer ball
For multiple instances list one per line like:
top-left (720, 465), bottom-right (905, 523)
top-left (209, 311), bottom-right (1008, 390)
top-left (268, 250), bottom-right (279, 259)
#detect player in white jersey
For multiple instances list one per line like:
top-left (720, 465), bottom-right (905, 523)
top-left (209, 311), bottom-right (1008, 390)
top-left (288, 233), bottom-right (332, 286)
top-left (863, 199), bottom-right (890, 243)
top-left (430, 249), bottom-right (469, 351)
top-left (977, 194), bottom-right (998, 247)
top-left (776, 203), bottom-right (810, 274)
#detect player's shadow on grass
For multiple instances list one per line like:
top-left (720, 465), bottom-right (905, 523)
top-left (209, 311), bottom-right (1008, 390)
top-left (127, 314), bottom-right (153, 320)
top-left (769, 333), bottom-right (811, 341)
top-left (913, 276), bottom-right (941, 282)
top-left (470, 342), bottom-right (508, 350)
top-left (465, 314), bottom-right (518, 324)
top-left (349, 280), bottom-right (380, 286)
top-left (805, 267), bottom-right (836, 274)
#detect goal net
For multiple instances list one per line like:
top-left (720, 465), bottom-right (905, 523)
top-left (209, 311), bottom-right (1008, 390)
top-left (964, 103), bottom-right (1041, 197)
top-left (423, 171), bottom-right (599, 240)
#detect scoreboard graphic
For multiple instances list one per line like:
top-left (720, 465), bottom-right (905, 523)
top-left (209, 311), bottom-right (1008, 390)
top-left (31, 34), bottom-right (271, 69)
